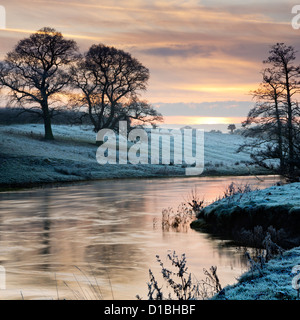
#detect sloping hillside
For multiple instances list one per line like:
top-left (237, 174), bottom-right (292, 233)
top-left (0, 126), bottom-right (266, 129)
top-left (0, 124), bottom-right (268, 189)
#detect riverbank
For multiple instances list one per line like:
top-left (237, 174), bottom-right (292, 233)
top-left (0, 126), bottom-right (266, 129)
top-left (0, 124), bottom-right (270, 191)
top-left (191, 182), bottom-right (300, 248)
top-left (213, 246), bottom-right (300, 300)
top-left (189, 182), bottom-right (300, 300)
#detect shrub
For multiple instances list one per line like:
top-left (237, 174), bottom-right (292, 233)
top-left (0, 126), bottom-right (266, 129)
top-left (222, 182), bottom-right (254, 200)
top-left (140, 251), bottom-right (222, 300)
top-left (161, 187), bottom-right (205, 231)
top-left (161, 203), bottom-right (195, 232)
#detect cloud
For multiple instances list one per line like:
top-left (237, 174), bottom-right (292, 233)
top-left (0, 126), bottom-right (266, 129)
top-left (153, 101), bottom-right (253, 117)
top-left (140, 44), bottom-right (215, 58)
top-left (1, 0), bottom-right (300, 108)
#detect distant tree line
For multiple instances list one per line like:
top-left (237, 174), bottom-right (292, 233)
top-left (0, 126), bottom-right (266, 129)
top-left (0, 27), bottom-right (162, 140)
top-left (0, 107), bottom-right (92, 125)
top-left (239, 43), bottom-right (300, 180)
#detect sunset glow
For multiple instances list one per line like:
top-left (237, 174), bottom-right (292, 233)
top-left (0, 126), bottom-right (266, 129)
top-left (0, 0), bottom-right (299, 127)
top-left (163, 116), bottom-right (245, 125)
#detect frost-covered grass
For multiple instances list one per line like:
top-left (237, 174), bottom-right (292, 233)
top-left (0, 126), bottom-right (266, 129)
top-left (191, 182), bottom-right (300, 300)
top-left (191, 182), bottom-right (300, 248)
top-left (194, 182), bottom-right (300, 221)
top-left (214, 246), bottom-right (300, 300)
top-left (0, 124), bottom-right (268, 188)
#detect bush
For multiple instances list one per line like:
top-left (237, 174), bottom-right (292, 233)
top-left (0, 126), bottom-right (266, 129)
top-left (139, 251), bottom-right (222, 300)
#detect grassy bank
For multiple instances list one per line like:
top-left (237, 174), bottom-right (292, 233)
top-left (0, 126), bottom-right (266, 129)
top-left (213, 246), bottom-right (300, 300)
top-left (188, 182), bottom-right (300, 300)
top-left (0, 124), bottom-right (269, 190)
top-left (191, 182), bottom-right (300, 248)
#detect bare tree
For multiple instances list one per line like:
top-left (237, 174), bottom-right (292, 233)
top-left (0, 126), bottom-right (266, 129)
top-left (0, 27), bottom-right (78, 140)
top-left (227, 124), bottom-right (236, 134)
top-left (241, 68), bottom-right (287, 173)
top-left (239, 43), bottom-right (300, 179)
top-left (70, 44), bottom-right (162, 132)
top-left (264, 43), bottom-right (300, 176)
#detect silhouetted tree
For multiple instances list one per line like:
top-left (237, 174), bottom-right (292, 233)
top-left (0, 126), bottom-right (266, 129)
top-left (0, 27), bottom-right (78, 140)
top-left (227, 124), bottom-right (236, 134)
top-left (264, 43), bottom-right (300, 176)
top-left (240, 43), bottom-right (300, 179)
top-left (70, 44), bottom-right (162, 132)
top-left (241, 68), bottom-right (286, 173)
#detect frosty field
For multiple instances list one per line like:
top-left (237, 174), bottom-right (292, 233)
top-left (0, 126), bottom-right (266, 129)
top-left (214, 246), bottom-right (300, 300)
top-left (0, 124), bottom-right (268, 189)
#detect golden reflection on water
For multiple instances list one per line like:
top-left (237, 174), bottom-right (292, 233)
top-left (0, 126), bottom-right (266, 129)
top-left (0, 175), bottom-right (278, 299)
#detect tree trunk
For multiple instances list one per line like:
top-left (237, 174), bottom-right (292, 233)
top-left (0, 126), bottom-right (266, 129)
top-left (273, 90), bottom-right (284, 173)
top-left (285, 70), bottom-right (295, 176)
top-left (41, 100), bottom-right (54, 140)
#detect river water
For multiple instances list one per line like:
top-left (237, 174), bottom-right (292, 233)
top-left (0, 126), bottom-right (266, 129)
top-left (0, 175), bottom-right (279, 300)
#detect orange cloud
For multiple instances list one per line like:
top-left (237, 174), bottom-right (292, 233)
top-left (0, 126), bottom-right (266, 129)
top-left (1, 28), bottom-right (102, 42)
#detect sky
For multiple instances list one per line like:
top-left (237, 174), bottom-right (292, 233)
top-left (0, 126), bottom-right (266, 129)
top-left (0, 0), bottom-right (300, 131)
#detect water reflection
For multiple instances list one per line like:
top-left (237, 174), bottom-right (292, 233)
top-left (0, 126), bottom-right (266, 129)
top-left (0, 175), bottom-right (279, 299)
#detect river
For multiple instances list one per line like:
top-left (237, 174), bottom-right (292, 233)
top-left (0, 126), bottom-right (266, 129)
top-left (0, 175), bottom-right (279, 300)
